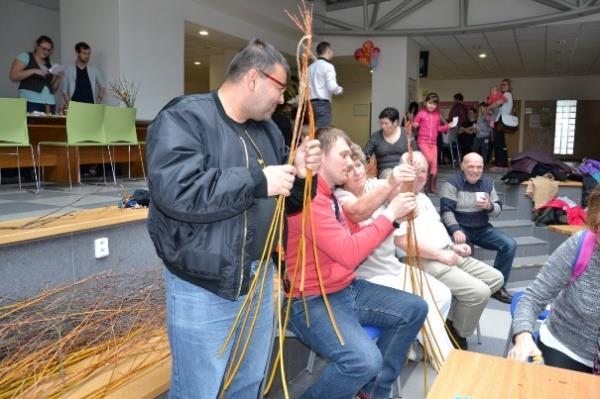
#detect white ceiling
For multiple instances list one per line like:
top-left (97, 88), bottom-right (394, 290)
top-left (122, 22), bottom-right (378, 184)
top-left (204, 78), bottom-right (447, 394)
top-left (313, 0), bottom-right (600, 78)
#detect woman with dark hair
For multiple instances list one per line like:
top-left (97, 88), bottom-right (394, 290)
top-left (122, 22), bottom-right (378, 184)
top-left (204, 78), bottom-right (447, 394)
top-left (487, 78), bottom-right (515, 171)
top-left (9, 35), bottom-right (62, 113)
top-left (363, 107), bottom-right (416, 178)
top-left (509, 186), bottom-right (600, 374)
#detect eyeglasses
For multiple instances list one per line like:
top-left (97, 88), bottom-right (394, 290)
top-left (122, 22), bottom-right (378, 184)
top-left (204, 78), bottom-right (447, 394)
top-left (259, 70), bottom-right (287, 94)
top-left (39, 46), bottom-right (53, 52)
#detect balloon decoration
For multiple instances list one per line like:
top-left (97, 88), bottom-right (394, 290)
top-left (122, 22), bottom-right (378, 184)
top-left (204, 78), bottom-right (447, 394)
top-left (354, 40), bottom-right (381, 70)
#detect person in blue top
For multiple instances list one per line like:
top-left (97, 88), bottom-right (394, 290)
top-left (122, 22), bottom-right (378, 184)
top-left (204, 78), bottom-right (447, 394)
top-left (9, 35), bottom-right (63, 113)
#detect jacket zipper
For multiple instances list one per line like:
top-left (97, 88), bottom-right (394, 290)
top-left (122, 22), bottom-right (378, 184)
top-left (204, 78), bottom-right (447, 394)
top-left (236, 136), bottom-right (250, 299)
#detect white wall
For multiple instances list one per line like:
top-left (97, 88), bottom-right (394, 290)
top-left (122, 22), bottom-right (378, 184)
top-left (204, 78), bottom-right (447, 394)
top-left (420, 75), bottom-right (600, 102)
top-left (60, 0), bottom-right (119, 105)
top-left (370, 37), bottom-right (408, 131)
top-left (116, 0), bottom-right (300, 119)
top-left (0, 0), bottom-right (60, 98)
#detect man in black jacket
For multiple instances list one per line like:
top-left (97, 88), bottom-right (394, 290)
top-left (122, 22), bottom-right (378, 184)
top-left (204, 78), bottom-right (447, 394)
top-left (147, 38), bottom-right (321, 399)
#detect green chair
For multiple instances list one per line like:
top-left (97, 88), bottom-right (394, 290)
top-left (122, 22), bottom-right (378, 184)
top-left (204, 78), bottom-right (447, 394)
top-left (38, 101), bottom-right (113, 190)
top-left (103, 105), bottom-right (146, 182)
top-left (0, 98), bottom-right (39, 191)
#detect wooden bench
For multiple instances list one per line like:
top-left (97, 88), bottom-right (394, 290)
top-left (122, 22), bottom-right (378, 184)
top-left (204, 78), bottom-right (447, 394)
top-left (0, 206), bottom-right (148, 246)
top-left (547, 224), bottom-right (585, 236)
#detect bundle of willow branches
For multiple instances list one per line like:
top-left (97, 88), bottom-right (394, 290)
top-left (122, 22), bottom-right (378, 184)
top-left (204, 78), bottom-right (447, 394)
top-left (0, 270), bottom-right (166, 398)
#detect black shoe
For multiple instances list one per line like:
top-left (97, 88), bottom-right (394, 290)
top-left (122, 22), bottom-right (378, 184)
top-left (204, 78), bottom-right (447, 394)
top-left (491, 287), bottom-right (513, 304)
top-left (446, 320), bottom-right (468, 350)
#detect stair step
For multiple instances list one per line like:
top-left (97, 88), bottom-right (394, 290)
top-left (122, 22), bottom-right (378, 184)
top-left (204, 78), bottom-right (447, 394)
top-left (473, 235), bottom-right (548, 259)
top-left (490, 219), bottom-right (533, 237)
top-left (482, 254), bottom-right (549, 268)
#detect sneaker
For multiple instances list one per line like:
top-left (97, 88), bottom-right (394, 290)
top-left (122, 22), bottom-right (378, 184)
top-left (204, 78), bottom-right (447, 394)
top-left (407, 341), bottom-right (424, 362)
top-left (355, 389), bottom-right (372, 399)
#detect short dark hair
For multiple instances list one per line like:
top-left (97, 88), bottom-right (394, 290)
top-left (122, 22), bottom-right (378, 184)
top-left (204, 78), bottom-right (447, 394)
top-left (316, 41), bottom-right (331, 56)
top-left (316, 127), bottom-right (351, 155)
top-left (469, 107), bottom-right (477, 113)
top-left (36, 35), bottom-right (53, 48)
top-left (225, 38), bottom-right (290, 83)
top-left (75, 42), bottom-right (90, 53)
top-left (425, 92), bottom-right (440, 104)
top-left (453, 93), bottom-right (464, 102)
top-left (408, 101), bottom-right (419, 116)
top-left (378, 107), bottom-right (400, 123)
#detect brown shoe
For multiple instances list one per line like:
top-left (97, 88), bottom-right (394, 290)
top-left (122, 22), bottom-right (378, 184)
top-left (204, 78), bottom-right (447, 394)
top-left (491, 287), bottom-right (512, 304)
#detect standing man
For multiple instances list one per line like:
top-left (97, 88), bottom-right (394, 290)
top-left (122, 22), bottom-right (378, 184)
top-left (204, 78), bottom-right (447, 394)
top-left (308, 41), bottom-right (343, 128)
top-left (146, 38), bottom-right (321, 399)
top-left (62, 42), bottom-right (105, 105)
top-left (440, 152), bottom-right (516, 304)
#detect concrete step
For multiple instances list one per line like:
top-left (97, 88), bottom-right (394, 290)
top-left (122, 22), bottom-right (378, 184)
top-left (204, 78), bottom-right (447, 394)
top-left (473, 235), bottom-right (549, 259)
top-left (490, 219), bottom-right (533, 237)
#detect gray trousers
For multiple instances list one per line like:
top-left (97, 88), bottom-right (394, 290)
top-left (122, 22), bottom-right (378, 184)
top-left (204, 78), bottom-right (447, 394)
top-left (473, 136), bottom-right (491, 164)
top-left (422, 256), bottom-right (503, 337)
top-left (311, 100), bottom-right (332, 128)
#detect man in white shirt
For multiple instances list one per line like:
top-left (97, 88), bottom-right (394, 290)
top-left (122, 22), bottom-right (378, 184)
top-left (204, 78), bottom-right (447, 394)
top-left (308, 41), bottom-right (343, 128)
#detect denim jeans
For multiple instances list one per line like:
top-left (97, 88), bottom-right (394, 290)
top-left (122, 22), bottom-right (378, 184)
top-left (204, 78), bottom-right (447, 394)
top-left (165, 261), bottom-right (274, 399)
top-left (288, 279), bottom-right (428, 399)
top-left (462, 224), bottom-right (516, 287)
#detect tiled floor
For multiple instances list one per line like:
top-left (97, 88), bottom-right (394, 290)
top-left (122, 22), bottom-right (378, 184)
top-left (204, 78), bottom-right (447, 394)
top-left (0, 179), bottom-right (148, 222)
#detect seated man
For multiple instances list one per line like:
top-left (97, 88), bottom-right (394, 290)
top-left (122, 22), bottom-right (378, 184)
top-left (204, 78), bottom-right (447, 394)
top-left (395, 151), bottom-right (504, 350)
top-left (286, 128), bottom-right (428, 399)
top-left (335, 143), bottom-right (453, 369)
top-left (440, 152), bottom-right (516, 304)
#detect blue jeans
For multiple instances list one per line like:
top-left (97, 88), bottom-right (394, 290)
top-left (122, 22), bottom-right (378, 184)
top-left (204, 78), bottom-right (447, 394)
top-left (165, 261), bottom-right (274, 399)
top-left (288, 279), bottom-right (428, 399)
top-left (462, 224), bottom-right (516, 287)
top-left (311, 100), bottom-right (332, 128)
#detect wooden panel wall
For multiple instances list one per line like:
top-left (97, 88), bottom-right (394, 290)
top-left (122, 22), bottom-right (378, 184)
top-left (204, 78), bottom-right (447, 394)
top-left (574, 100), bottom-right (600, 160)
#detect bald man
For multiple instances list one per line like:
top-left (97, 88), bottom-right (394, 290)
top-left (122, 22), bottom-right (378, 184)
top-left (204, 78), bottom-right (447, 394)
top-left (439, 152), bottom-right (516, 304)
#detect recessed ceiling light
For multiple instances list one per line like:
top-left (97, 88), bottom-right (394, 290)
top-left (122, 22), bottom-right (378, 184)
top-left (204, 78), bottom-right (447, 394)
top-left (199, 30), bottom-right (209, 36)
top-left (478, 52), bottom-right (487, 59)
top-left (193, 61), bottom-right (201, 65)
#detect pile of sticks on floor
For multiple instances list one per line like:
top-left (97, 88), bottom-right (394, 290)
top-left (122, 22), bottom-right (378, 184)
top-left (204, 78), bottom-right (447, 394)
top-left (0, 269), bottom-right (167, 398)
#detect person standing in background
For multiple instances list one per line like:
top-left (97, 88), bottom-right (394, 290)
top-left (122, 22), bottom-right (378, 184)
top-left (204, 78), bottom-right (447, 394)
top-left (412, 92), bottom-right (449, 194)
top-left (308, 41), bottom-right (343, 128)
top-left (9, 35), bottom-right (62, 114)
top-left (488, 78), bottom-right (514, 171)
top-left (62, 42), bottom-right (106, 106)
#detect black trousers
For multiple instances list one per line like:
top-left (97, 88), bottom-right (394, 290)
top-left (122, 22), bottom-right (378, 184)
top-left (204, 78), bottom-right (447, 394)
top-left (539, 339), bottom-right (593, 373)
top-left (493, 119), bottom-right (509, 167)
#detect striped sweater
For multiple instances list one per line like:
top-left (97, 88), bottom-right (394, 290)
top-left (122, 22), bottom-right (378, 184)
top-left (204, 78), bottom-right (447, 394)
top-left (439, 173), bottom-right (502, 234)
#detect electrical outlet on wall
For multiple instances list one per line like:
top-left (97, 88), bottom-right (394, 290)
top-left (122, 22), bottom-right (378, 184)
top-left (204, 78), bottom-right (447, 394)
top-left (94, 237), bottom-right (109, 259)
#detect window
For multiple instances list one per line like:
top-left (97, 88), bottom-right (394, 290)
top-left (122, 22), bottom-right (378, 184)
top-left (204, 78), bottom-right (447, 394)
top-left (553, 100), bottom-right (577, 155)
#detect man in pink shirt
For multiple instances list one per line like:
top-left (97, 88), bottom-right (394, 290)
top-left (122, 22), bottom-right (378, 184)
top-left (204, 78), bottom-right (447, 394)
top-left (286, 127), bottom-right (428, 399)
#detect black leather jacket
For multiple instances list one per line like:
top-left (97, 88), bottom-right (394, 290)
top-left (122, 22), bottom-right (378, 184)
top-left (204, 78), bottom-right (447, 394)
top-left (147, 92), bottom-right (311, 300)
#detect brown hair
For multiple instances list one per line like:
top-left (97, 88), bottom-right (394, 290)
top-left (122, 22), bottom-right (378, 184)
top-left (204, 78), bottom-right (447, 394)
top-left (586, 186), bottom-right (600, 233)
top-left (349, 143), bottom-right (366, 164)
top-left (316, 127), bottom-right (351, 154)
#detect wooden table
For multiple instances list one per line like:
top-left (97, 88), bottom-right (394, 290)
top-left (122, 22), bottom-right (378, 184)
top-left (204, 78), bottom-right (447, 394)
top-left (427, 350), bottom-right (600, 399)
top-left (547, 224), bottom-right (585, 236)
top-left (0, 115), bottom-right (149, 184)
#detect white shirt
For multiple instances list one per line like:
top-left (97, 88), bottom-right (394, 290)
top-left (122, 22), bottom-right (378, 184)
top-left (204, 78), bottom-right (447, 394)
top-left (394, 193), bottom-right (453, 249)
top-left (308, 58), bottom-right (343, 101)
top-left (495, 91), bottom-right (514, 122)
top-left (335, 178), bottom-right (406, 280)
